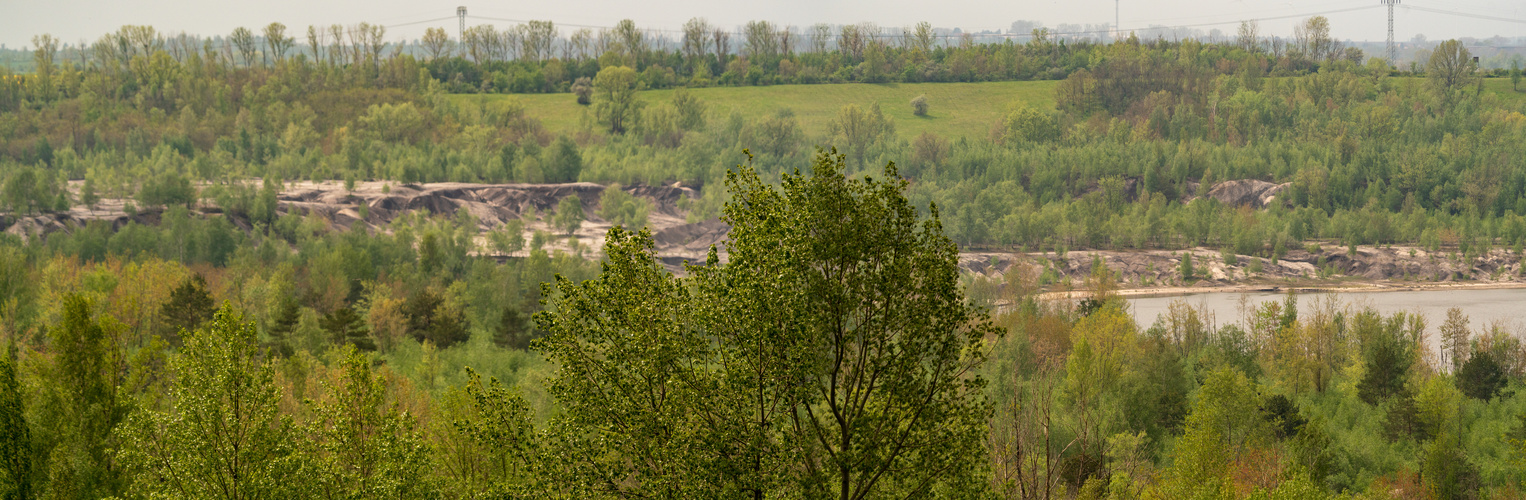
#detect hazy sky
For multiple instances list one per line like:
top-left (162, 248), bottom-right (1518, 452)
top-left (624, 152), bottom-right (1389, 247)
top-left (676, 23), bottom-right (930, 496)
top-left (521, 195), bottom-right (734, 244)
top-left (2, 0), bottom-right (1523, 49)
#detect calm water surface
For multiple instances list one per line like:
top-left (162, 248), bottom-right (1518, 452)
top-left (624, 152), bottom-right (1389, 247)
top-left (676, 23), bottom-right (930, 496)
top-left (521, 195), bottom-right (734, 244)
top-left (1128, 288), bottom-right (1526, 334)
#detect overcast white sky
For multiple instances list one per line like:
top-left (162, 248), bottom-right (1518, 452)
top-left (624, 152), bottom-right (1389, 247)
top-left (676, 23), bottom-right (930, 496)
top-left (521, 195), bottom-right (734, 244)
top-left (2, 0), bottom-right (1523, 49)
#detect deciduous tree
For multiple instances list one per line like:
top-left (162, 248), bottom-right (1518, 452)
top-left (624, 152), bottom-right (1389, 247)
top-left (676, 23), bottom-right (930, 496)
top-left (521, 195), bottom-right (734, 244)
top-left (553, 196), bottom-right (583, 236)
top-left (116, 305), bottom-right (300, 498)
top-left (1428, 40), bottom-right (1478, 106)
top-left (303, 347), bottom-right (435, 497)
top-left (421, 27), bottom-right (450, 61)
top-left (262, 22), bottom-right (293, 66)
top-left (593, 66), bottom-right (639, 134)
top-left (0, 344), bottom-right (30, 499)
top-left (538, 151), bottom-right (997, 497)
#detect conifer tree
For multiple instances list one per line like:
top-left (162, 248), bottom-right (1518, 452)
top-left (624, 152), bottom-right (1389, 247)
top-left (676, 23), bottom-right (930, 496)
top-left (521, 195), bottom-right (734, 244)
top-left (160, 274), bottom-right (214, 343)
top-left (320, 307), bottom-right (374, 351)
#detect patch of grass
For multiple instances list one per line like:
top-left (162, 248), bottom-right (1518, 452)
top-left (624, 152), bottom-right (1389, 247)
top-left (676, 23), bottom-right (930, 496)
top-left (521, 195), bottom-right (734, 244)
top-left (454, 80), bottom-right (1058, 140)
top-left (1483, 77), bottom-right (1526, 104)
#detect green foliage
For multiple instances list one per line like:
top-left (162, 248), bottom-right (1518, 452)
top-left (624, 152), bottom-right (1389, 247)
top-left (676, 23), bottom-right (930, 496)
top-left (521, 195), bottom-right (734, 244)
top-left (116, 305), bottom-right (301, 498)
top-left (1263, 394), bottom-right (1307, 439)
top-left (1180, 252), bottom-right (1195, 282)
top-left (1001, 103), bottom-right (1059, 144)
top-left (136, 171), bottom-right (196, 209)
top-left (320, 307), bottom-right (375, 351)
top-left (1423, 436), bottom-right (1481, 499)
top-left (402, 288), bottom-right (469, 348)
top-left (1512, 60), bottom-right (1522, 91)
top-left (266, 295), bottom-right (299, 357)
top-left (434, 368), bottom-right (540, 496)
top-left (159, 274), bottom-right (214, 342)
top-left (0, 345), bottom-right (30, 499)
top-left (304, 347), bottom-right (436, 497)
top-left (2, 168), bottom-right (63, 215)
top-left (8, 20), bottom-right (1526, 499)
top-left (38, 295), bottom-right (129, 498)
top-left (671, 88), bottom-right (707, 131)
top-left (553, 196), bottom-right (583, 236)
top-left (537, 151), bottom-right (997, 497)
top-left (357, 102), bottom-right (430, 144)
top-left (1457, 350), bottom-right (1506, 401)
top-left (911, 94), bottom-right (929, 116)
top-left (488, 219), bottom-right (525, 255)
top-left (825, 103), bottom-right (894, 161)
top-left (1161, 366), bottom-right (1266, 498)
top-left (596, 185), bottom-right (650, 230)
top-left (490, 307), bottom-right (531, 350)
top-left (542, 135), bottom-right (582, 183)
top-left (1383, 391), bottom-right (1431, 443)
top-left (1428, 40), bottom-right (1478, 106)
top-left (1357, 313), bottom-right (1420, 405)
top-left (593, 66), bottom-right (640, 134)
top-left (747, 108), bottom-right (803, 158)
top-left (570, 76), bottom-right (592, 105)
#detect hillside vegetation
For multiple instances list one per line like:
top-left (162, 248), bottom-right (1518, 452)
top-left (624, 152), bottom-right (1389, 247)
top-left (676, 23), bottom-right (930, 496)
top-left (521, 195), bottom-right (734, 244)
top-left (3, 16), bottom-right (1526, 499)
top-left (459, 80), bottom-right (1058, 138)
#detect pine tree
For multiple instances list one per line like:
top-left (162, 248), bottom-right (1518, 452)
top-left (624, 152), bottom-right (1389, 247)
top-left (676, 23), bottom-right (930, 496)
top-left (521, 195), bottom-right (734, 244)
top-left (266, 296), bottom-right (299, 357)
top-left (160, 274), bottom-right (215, 343)
top-left (492, 307), bottom-right (531, 350)
top-left (403, 289), bottom-right (469, 348)
top-left (320, 307), bottom-right (375, 351)
top-left (1457, 350), bottom-right (1506, 401)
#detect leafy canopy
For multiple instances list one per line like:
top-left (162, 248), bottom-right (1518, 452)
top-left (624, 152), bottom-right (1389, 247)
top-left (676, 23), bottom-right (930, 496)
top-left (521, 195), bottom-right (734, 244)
top-left (535, 149), bottom-right (998, 498)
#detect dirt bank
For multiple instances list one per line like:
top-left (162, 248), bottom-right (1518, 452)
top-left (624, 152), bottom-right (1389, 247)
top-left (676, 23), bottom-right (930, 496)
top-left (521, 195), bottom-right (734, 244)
top-left (6, 181), bottom-right (1524, 289)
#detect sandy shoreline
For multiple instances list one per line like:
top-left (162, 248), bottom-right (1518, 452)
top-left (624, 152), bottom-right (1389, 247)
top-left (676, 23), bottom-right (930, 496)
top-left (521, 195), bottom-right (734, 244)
top-left (1038, 279), bottom-right (1526, 301)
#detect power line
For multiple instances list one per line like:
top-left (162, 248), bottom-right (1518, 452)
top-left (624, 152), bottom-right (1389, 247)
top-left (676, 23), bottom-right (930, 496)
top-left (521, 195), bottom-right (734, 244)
top-left (1403, 5), bottom-right (1526, 24)
top-left (385, 16), bottom-right (459, 29)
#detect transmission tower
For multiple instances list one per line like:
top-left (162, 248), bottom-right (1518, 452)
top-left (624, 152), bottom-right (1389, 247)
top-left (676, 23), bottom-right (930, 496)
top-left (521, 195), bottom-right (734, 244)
top-left (1383, 0), bottom-right (1399, 65)
top-left (457, 6), bottom-right (467, 42)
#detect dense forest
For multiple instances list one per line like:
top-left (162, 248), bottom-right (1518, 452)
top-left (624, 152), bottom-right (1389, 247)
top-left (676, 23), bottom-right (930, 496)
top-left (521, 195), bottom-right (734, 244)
top-left (2, 15), bottom-right (1526, 498)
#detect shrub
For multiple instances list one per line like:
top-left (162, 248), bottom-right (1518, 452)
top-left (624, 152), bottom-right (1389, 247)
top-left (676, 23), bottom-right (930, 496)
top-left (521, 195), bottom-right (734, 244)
top-left (911, 94), bottom-right (929, 116)
top-left (571, 76), bottom-right (593, 105)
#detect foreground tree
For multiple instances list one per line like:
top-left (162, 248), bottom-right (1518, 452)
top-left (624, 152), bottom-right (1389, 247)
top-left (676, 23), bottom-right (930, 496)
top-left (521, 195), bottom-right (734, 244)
top-left (0, 344), bottom-right (29, 499)
top-left (537, 150), bottom-right (997, 497)
top-left (434, 368), bottom-right (540, 496)
top-left (40, 295), bottom-right (128, 498)
top-left (116, 305), bottom-right (300, 498)
top-left (303, 347), bottom-right (436, 498)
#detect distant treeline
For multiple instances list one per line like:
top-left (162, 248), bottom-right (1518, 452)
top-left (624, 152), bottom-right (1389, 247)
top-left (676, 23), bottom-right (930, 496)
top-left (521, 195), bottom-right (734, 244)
top-left (0, 19), bottom-right (1524, 261)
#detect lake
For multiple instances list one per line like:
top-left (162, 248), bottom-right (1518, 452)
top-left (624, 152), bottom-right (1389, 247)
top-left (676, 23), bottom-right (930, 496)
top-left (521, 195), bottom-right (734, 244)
top-left (1128, 287), bottom-right (1526, 336)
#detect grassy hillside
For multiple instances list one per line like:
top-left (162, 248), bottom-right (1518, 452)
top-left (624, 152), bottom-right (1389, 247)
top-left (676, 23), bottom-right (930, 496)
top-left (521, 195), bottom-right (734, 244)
top-left (457, 77), bottom-right (1526, 140)
top-left (1484, 77), bottom-right (1526, 104)
top-left (455, 80), bottom-right (1058, 140)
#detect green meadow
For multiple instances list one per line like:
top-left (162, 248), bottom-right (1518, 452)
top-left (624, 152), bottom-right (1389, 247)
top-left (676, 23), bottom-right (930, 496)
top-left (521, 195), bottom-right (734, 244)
top-left (455, 80), bottom-right (1060, 140)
